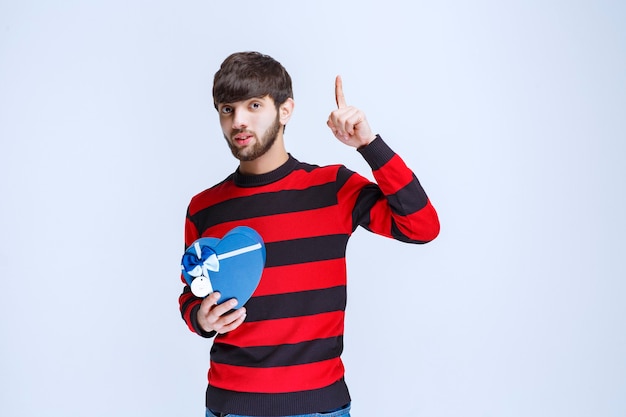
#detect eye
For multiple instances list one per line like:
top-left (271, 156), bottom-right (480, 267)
top-left (220, 105), bottom-right (233, 114)
top-left (250, 102), bottom-right (261, 110)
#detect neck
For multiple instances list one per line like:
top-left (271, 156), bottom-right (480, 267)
top-left (238, 134), bottom-right (289, 175)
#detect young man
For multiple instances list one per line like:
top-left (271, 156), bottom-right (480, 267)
top-left (179, 51), bottom-right (440, 417)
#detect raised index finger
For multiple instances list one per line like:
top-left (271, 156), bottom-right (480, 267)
top-left (335, 75), bottom-right (347, 109)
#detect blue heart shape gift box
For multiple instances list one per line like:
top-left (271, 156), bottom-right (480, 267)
top-left (181, 226), bottom-right (266, 308)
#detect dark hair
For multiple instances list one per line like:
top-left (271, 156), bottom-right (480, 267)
top-left (212, 51), bottom-right (293, 110)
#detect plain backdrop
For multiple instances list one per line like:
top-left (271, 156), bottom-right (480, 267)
top-left (1, 1), bottom-right (625, 416)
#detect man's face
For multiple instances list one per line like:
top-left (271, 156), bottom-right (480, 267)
top-left (218, 96), bottom-right (282, 162)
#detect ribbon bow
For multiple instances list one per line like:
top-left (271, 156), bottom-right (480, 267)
top-left (181, 242), bottom-right (219, 298)
top-left (187, 241), bottom-right (220, 278)
top-left (181, 239), bottom-right (263, 298)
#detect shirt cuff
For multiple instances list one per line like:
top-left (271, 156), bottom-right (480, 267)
top-left (357, 134), bottom-right (396, 171)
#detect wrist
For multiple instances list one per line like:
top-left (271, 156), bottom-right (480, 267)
top-left (357, 134), bottom-right (378, 150)
top-left (191, 304), bottom-right (217, 338)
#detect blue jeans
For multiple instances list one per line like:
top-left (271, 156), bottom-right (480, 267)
top-left (206, 403), bottom-right (351, 417)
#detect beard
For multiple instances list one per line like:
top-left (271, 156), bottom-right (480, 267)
top-left (225, 113), bottom-right (282, 162)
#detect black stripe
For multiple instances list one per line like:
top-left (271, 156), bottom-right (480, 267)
top-left (352, 184), bottom-right (382, 231)
top-left (205, 379), bottom-right (351, 416)
top-left (211, 336), bottom-right (344, 367)
top-left (386, 174), bottom-right (429, 215)
top-left (335, 166), bottom-right (353, 189)
top-left (352, 175), bottom-right (429, 229)
top-left (265, 234), bottom-right (349, 267)
top-left (180, 285), bottom-right (199, 315)
top-left (190, 182), bottom-right (338, 231)
top-left (357, 135), bottom-right (395, 170)
top-left (389, 218), bottom-right (429, 244)
top-left (295, 161), bottom-right (324, 174)
top-left (245, 286), bottom-right (346, 322)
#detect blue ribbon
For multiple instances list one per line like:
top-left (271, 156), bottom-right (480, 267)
top-left (181, 241), bottom-right (219, 284)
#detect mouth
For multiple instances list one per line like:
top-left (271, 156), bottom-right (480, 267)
top-left (233, 132), bottom-right (254, 146)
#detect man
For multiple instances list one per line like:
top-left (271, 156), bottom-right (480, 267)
top-left (179, 51), bottom-right (440, 417)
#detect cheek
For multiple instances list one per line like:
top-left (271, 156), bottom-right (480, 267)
top-left (260, 111), bottom-right (280, 132)
top-left (219, 118), bottom-right (231, 133)
top-left (259, 118), bottom-right (274, 133)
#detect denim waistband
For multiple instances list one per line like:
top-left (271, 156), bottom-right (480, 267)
top-left (207, 402), bottom-right (351, 417)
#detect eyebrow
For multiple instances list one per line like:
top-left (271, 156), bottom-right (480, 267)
top-left (219, 95), bottom-right (269, 107)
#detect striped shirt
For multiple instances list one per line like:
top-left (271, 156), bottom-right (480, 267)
top-left (179, 136), bottom-right (439, 416)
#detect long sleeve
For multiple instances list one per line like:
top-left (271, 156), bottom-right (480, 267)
top-left (178, 211), bottom-right (216, 338)
top-left (348, 135), bottom-right (440, 243)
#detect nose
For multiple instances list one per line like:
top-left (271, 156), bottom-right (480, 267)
top-left (232, 109), bottom-right (248, 130)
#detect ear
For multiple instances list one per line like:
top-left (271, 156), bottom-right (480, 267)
top-left (278, 98), bottom-right (295, 126)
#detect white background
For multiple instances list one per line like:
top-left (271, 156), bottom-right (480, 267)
top-left (1, 1), bottom-right (625, 416)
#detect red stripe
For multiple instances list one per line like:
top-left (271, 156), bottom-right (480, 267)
top-left (254, 259), bottom-right (346, 296)
top-left (197, 206), bottom-right (352, 244)
top-left (397, 199), bottom-right (440, 241)
top-left (217, 311), bottom-right (345, 348)
top-left (184, 217), bottom-right (199, 247)
top-left (372, 154), bottom-right (414, 191)
top-left (208, 357), bottom-right (345, 393)
top-left (366, 199), bottom-right (393, 238)
top-left (336, 171), bottom-right (369, 212)
top-left (367, 196), bottom-right (440, 243)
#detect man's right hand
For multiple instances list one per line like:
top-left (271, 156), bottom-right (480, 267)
top-left (197, 292), bottom-right (247, 334)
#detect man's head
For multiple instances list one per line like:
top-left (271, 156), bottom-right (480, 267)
top-left (213, 51), bottom-right (293, 111)
top-left (213, 52), bottom-right (295, 171)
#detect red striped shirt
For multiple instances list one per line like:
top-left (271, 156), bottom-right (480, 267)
top-left (179, 136), bottom-right (439, 415)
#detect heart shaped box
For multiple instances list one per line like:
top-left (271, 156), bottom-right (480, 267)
top-left (181, 226), bottom-right (266, 308)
